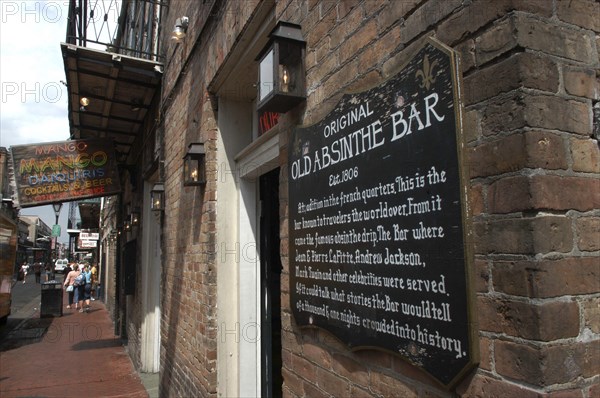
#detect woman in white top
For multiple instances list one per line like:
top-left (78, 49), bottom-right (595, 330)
top-left (20, 262), bottom-right (29, 284)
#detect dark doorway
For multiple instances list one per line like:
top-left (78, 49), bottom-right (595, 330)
top-left (260, 168), bottom-right (282, 398)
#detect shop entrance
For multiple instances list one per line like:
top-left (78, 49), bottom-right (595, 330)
top-left (259, 168), bottom-right (282, 398)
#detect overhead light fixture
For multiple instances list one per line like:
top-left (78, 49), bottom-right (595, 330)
top-left (51, 202), bottom-right (63, 225)
top-left (183, 143), bottom-right (206, 186)
top-left (257, 21), bottom-right (306, 113)
top-left (130, 99), bottom-right (142, 111)
top-left (80, 96), bottom-right (90, 112)
top-left (151, 183), bottom-right (165, 211)
top-left (171, 16), bottom-right (189, 41)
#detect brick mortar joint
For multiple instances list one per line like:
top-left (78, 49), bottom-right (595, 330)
top-left (477, 328), bottom-right (597, 351)
top-left (521, 85), bottom-right (595, 106)
top-left (474, 252), bottom-right (597, 263)
top-left (472, 210), bottom-right (596, 223)
top-left (467, 86), bottom-right (592, 115)
top-left (469, 170), bottom-right (600, 191)
top-left (474, 369), bottom-right (599, 396)
top-left (513, 8), bottom-right (598, 37)
top-left (479, 289), bottom-right (595, 305)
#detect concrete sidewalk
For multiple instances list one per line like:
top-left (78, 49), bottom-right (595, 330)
top-left (0, 286), bottom-right (152, 398)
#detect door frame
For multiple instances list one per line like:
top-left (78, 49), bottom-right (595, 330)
top-left (140, 180), bottom-right (161, 372)
top-left (236, 129), bottom-right (280, 397)
top-left (259, 168), bottom-right (283, 398)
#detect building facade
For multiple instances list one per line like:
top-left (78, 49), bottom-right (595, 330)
top-left (64, 1), bottom-right (599, 397)
top-left (18, 216), bottom-right (53, 264)
top-left (0, 147), bottom-right (19, 262)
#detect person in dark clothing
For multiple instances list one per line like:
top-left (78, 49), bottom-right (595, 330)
top-left (44, 263), bottom-right (54, 281)
top-left (63, 263), bottom-right (72, 278)
top-left (33, 263), bottom-right (42, 283)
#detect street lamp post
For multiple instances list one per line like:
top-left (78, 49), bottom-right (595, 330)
top-left (52, 203), bottom-right (63, 261)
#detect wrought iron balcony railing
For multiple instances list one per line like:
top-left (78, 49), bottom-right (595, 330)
top-left (66, 0), bottom-right (166, 61)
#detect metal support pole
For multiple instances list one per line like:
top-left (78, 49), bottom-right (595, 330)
top-left (52, 203), bottom-right (63, 260)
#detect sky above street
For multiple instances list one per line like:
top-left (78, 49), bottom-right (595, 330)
top-left (1, 1), bottom-right (70, 148)
top-left (1, 1), bottom-right (79, 239)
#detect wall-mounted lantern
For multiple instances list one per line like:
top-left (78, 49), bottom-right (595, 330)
top-left (130, 208), bottom-right (140, 226)
top-left (257, 21), bottom-right (306, 113)
top-left (151, 183), bottom-right (165, 211)
top-left (183, 143), bottom-right (206, 186)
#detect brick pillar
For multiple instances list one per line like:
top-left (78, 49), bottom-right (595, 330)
top-left (457, 3), bottom-right (599, 396)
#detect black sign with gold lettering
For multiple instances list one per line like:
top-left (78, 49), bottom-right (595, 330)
top-left (288, 38), bottom-right (476, 388)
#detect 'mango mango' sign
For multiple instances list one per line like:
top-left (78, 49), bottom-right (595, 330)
top-left (10, 139), bottom-right (121, 207)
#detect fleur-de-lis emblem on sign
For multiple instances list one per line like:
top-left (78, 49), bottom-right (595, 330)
top-left (415, 54), bottom-right (438, 90)
top-left (293, 136), bottom-right (302, 157)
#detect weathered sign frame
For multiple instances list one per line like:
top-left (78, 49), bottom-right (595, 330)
top-left (9, 138), bottom-right (122, 208)
top-left (288, 36), bottom-right (478, 388)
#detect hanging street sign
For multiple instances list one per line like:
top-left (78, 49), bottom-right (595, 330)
top-left (51, 225), bottom-right (61, 237)
top-left (80, 232), bottom-right (100, 240)
top-left (78, 239), bottom-right (98, 248)
top-left (9, 139), bottom-right (122, 208)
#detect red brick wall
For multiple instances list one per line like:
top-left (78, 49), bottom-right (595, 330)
top-left (160, 65), bottom-right (219, 396)
top-left (276, 1), bottom-right (599, 397)
top-left (457, 1), bottom-right (600, 395)
top-left (158, 1), bottom-right (260, 397)
top-left (157, 0), bottom-right (599, 397)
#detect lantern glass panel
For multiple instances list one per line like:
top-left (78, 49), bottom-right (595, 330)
top-left (151, 192), bottom-right (163, 210)
top-left (278, 41), bottom-right (303, 96)
top-left (151, 184), bottom-right (164, 211)
top-left (184, 157), bottom-right (195, 183)
top-left (130, 211), bottom-right (140, 225)
top-left (184, 157), bottom-right (202, 184)
top-left (197, 157), bottom-right (206, 184)
top-left (183, 145), bottom-right (206, 186)
top-left (259, 48), bottom-right (274, 101)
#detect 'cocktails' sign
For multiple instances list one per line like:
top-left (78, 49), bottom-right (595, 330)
top-left (288, 38), bottom-right (476, 388)
top-left (10, 139), bottom-right (121, 207)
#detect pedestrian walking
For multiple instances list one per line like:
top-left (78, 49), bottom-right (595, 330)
top-left (64, 262), bottom-right (72, 277)
top-left (90, 263), bottom-right (98, 301)
top-left (78, 264), bottom-right (93, 313)
top-left (63, 264), bottom-right (81, 310)
top-left (44, 263), bottom-right (51, 282)
top-left (20, 262), bottom-right (29, 284)
top-left (33, 262), bottom-right (42, 283)
top-left (45, 262), bottom-right (55, 281)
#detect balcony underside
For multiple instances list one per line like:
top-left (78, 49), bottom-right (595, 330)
top-left (61, 43), bottom-right (162, 163)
